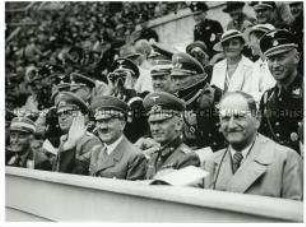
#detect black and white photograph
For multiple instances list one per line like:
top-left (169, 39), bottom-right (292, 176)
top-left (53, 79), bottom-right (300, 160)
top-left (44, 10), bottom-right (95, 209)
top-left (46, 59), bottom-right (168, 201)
top-left (4, 1), bottom-right (304, 223)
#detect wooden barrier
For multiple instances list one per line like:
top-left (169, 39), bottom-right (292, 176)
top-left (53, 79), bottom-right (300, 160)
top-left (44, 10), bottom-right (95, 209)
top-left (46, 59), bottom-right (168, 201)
top-left (6, 167), bottom-right (303, 222)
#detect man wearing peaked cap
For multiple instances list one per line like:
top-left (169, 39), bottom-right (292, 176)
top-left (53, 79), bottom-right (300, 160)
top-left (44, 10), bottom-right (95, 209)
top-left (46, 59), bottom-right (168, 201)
top-left (150, 60), bottom-right (173, 93)
top-left (88, 95), bottom-right (147, 180)
top-left (6, 117), bottom-right (52, 170)
top-left (53, 92), bottom-right (101, 175)
top-left (251, 1), bottom-right (276, 25)
top-left (70, 72), bottom-right (96, 103)
top-left (223, 1), bottom-right (255, 32)
top-left (138, 92), bottom-right (200, 179)
top-left (190, 1), bottom-right (223, 58)
top-left (258, 29), bottom-right (303, 153)
top-left (171, 53), bottom-right (225, 151)
top-left (171, 52), bottom-right (205, 93)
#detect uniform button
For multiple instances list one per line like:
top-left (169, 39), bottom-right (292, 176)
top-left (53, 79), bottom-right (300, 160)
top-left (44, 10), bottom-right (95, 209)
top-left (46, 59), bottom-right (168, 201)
top-left (275, 122), bottom-right (280, 126)
top-left (276, 133), bottom-right (280, 137)
top-left (279, 98), bottom-right (282, 101)
top-left (213, 142), bottom-right (217, 145)
top-left (208, 133), bottom-right (212, 137)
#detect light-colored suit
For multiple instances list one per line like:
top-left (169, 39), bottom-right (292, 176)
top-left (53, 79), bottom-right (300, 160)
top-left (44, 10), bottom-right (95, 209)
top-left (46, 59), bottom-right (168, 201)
top-left (211, 56), bottom-right (258, 99)
top-left (89, 136), bottom-right (147, 180)
top-left (204, 134), bottom-right (303, 200)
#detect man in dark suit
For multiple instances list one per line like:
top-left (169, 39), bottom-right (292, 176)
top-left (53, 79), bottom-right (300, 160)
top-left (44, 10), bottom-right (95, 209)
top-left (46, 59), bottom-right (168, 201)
top-left (89, 95), bottom-right (147, 180)
top-left (205, 91), bottom-right (303, 200)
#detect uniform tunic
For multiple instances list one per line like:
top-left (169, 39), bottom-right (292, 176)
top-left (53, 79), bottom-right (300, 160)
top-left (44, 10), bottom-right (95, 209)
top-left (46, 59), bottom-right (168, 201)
top-left (259, 74), bottom-right (303, 153)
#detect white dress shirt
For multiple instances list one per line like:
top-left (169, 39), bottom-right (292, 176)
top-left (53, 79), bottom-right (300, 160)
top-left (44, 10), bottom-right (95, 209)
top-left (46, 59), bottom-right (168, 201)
top-left (104, 135), bottom-right (124, 155)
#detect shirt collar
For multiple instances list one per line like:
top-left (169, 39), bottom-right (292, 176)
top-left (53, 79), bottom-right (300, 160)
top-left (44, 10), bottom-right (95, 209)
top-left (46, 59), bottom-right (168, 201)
top-left (104, 135), bottom-right (124, 155)
top-left (229, 142), bottom-right (253, 160)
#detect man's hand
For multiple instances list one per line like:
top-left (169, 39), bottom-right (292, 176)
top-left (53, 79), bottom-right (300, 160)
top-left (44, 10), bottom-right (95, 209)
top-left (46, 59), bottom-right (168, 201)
top-left (63, 115), bottom-right (87, 150)
top-left (135, 137), bottom-right (161, 159)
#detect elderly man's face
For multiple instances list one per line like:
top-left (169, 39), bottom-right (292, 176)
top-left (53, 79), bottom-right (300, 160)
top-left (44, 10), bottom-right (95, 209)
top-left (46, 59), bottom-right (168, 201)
top-left (96, 116), bottom-right (126, 145)
top-left (255, 8), bottom-right (273, 24)
top-left (149, 116), bottom-right (182, 145)
top-left (267, 49), bottom-right (299, 83)
top-left (219, 95), bottom-right (259, 149)
top-left (10, 130), bottom-right (32, 153)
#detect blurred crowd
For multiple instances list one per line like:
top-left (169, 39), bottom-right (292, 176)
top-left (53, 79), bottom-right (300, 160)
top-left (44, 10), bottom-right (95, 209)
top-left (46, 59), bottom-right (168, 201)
top-left (5, 2), bottom-right (304, 200)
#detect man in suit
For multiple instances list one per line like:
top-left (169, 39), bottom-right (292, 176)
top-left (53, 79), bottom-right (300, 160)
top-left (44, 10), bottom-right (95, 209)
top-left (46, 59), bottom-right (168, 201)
top-left (89, 95), bottom-right (147, 180)
top-left (138, 92), bottom-right (200, 179)
top-left (205, 91), bottom-right (303, 200)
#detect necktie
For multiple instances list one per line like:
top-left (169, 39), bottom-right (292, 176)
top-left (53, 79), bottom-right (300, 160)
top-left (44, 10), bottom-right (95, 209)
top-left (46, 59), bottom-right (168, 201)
top-left (232, 152), bottom-right (243, 174)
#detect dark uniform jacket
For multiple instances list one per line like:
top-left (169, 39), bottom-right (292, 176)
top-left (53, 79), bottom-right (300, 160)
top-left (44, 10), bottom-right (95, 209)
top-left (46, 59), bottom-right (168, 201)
top-left (194, 19), bottom-right (223, 57)
top-left (146, 137), bottom-right (200, 179)
top-left (89, 136), bottom-right (147, 180)
top-left (178, 78), bottom-right (226, 151)
top-left (54, 132), bottom-right (102, 175)
top-left (259, 74), bottom-right (303, 153)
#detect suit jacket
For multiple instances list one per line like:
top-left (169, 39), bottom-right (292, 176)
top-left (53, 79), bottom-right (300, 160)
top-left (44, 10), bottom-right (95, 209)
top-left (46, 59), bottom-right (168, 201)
top-left (146, 138), bottom-right (201, 179)
top-left (204, 134), bottom-right (303, 200)
top-left (211, 56), bottom-right (258, 98)
top-left (89, 136), bottom-right (147, 180)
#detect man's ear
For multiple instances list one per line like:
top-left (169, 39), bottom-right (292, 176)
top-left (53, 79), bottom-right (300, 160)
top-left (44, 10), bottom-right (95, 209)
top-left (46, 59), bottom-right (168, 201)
top-left (255, 111), bottom-right (261, 130)
top-left (293, 49), bottom-right (300, 64)
top-left (175, 116), bottom-right (183, 132)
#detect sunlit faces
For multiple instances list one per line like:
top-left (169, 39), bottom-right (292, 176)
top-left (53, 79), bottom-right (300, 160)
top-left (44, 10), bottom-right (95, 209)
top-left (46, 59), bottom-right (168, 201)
top-left (219, 94), bottom-right (259, 149)
top-left (57, 107), bottom-right (82, 133)
top-left (9, 130), bottom-right (33, 153)
top-left (266, 49), bottom-right (300, 83)
top-left (152, 74), bottom-right (172, 93)
top-left (254, 8), bottom-right (273, 24)
top-left (148, 116), bottom-right (183, 145)
top-left (222, 37), bottom-right (244, 58)
top-left (96, 116), bottom-right (126, 145)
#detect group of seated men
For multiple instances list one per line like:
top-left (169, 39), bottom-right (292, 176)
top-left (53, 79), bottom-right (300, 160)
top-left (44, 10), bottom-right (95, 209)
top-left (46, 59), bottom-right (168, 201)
top-left (6, 2), bottom-right (303, 201)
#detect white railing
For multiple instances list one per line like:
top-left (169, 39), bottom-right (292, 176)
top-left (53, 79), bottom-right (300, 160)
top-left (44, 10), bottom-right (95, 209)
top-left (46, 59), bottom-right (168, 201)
top-left (6, 167), bottom-right (303, 222)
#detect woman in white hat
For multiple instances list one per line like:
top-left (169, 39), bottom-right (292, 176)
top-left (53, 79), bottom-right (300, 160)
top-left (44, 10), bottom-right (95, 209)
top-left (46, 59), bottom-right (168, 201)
top-left (210, 29), bottom-right (258, 100)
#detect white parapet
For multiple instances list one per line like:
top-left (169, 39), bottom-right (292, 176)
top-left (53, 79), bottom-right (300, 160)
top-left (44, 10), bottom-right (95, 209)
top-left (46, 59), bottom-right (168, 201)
top-left (5, 167), bottom-right (303, 222)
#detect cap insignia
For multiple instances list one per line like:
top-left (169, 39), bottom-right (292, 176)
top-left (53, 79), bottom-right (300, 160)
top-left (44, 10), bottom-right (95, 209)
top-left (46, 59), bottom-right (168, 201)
top-left (273, 40), bottom-right (279, 47)
top-left (151, 95), bottom-right (159, 102)
top-left (151, 105), bottom-right (162, 113)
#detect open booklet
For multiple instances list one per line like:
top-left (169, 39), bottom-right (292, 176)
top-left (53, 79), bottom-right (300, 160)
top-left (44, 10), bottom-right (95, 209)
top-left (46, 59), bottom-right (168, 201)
top-left (149, 166), bottom-right (209, 187)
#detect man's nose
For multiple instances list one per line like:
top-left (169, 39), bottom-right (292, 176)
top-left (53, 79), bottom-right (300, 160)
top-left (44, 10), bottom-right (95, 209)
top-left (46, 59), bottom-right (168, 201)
top-left (227, 116), bottom-right (237, 128)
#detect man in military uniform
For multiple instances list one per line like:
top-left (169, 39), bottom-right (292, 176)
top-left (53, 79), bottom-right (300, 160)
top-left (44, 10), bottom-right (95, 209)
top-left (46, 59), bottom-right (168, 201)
top-left (53, 92), bottom-right (101, 175)
top-left (6, 117), bottom-right (52, 170)
top-left (223, 2), bottom-right (254, 32)
top-left (190, 2), bottom-right (223, 58)
top-left (150, 60), bottom-right (173, 93)
top-left (171, 52), bottom-right (225, 151)
top-left (89, 95), bottom-right (147, 180)
top-left (259, 29), bottom-right (303, 153)
top-left (139, 92), bottom-right (200, 179)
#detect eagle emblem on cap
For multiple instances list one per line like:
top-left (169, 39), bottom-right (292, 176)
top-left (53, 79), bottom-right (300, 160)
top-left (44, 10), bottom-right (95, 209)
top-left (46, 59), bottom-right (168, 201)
top-left (273, 40), bottom-right (279, 47)
top-left (151, 95), bottom-right (159, 102)
top-left (151, 105), bottom-right (162, 113)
